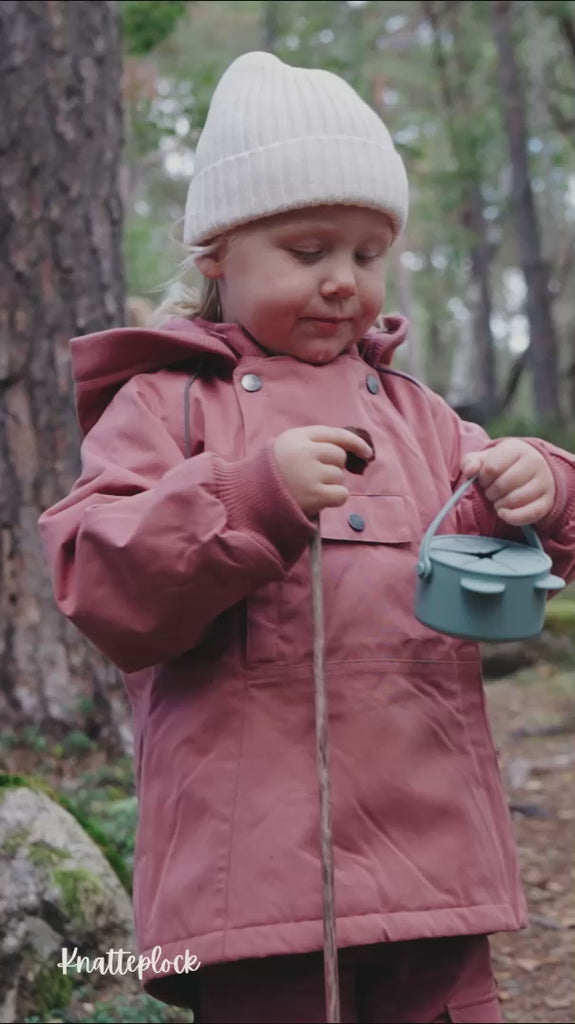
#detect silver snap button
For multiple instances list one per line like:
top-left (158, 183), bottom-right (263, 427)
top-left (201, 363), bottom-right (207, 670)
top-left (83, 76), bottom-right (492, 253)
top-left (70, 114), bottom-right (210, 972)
top-left (348, 513), bottom-right (365, 532)
top-left (241, 373), bottom-right (263, 392)
top-left (366, 374), bottom-right (380, 394)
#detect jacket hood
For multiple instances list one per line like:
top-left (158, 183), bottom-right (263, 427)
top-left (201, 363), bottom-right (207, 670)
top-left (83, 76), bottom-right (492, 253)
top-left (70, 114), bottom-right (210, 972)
top-left (71, 314), bottom-right (409, 435)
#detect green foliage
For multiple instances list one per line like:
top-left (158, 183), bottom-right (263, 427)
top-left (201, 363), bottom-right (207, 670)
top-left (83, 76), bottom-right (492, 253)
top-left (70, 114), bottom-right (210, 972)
top-left (66, 762), bottom-right (138, 878)
top-left (58, 793), bottom-right (133, 894)
top-left (25, 992), bottom-right (192, 1023)
top-left (0, 771), bottom-right (59, 801)
top-left (24, 961), bottom-right (74, 1023)
top-left (486, 415), bottom-right (575, 453)
top-left (62, 731), bottom-right (97, 756)
top-left (120, 1), bottom-right (189, 55)
top-left (19, 725), bottom-right (50, 752)
top-left (533, 0), bottom-right (575, 19)
top-left (5, 724), bottom-right (95, 757)
top-left (124, 213), bottom-right (179, 300)
top-left (545, 600), bottom-right (575, 635)
top-left (76, 696), bottom-right (97, 717)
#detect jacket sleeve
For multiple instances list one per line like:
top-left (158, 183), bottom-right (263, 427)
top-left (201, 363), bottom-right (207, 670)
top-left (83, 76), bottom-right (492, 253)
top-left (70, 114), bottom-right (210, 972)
top-left (38, 375), bottom-right (317, 673)
top-left (424, 386), bottom-right (575, 587)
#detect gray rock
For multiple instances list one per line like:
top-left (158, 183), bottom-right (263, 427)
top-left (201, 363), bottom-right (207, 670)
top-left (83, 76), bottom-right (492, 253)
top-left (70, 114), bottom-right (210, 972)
top-left (0, 784), bottom-right (137, 1022)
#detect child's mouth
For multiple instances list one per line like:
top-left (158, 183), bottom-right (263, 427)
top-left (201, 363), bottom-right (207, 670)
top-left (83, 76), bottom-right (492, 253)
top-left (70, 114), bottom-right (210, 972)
top-left (303, 317), bottom-right (352, 334)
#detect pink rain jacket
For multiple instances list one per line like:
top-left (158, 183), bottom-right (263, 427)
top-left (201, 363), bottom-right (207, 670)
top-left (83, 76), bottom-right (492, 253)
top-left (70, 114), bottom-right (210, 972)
top-left (39, 316), bottom-right (575, 1004)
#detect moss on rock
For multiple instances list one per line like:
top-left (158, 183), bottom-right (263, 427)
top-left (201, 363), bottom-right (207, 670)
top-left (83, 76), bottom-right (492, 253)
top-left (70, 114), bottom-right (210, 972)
top-left (51, 866), bottom-right (105, 928)
top-left (28, 839), bottom-right (70, 868)
top-left (26, 959), bottom-right (74, 1021)
top-left (2, 826), bottom-right (31, 856)
top-left (0, 772), bottom-right (131, 893)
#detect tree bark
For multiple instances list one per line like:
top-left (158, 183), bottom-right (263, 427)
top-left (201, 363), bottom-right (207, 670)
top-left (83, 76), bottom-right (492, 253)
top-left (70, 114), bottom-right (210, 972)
top-left (490, 0), bottom-right (562, 424)
top-left (0, 1), bottom-right (129, 749)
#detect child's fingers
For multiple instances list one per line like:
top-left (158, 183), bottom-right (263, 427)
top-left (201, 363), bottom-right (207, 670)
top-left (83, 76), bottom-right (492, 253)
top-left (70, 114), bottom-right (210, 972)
top-left (461, 452), bottom-right (483, 478)
top-left (496, 494), bottom-right (552, 526)
top-left (319, 484), bottom-right (350, 508)
top-left (314, 442), bottom-right (348, 468)
top-left (307, 426), bottom-right (373, 460)
top-left (483, 462), bottom-right (534, 504)
top-left (462, 446), bottom-right (521, 488)
top-left (319, 463), bottom-right (346, 486)
top-left (492, 478), bottom-right (544, 512)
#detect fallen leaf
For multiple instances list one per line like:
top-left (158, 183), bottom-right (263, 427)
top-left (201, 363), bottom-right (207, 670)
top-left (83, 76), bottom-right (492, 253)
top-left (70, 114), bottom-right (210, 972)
top-left (529, 888), bottom-right (552, 903)
top-left (524, 869), bottom-right (548, 887)
top-left (516, 958), bottom-right (541, 973)
top-left (544, 995), bottom-right (573, 1010)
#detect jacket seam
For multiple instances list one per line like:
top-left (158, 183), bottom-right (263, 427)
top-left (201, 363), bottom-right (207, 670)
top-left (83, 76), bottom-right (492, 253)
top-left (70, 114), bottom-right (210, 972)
top-left (221, 679), bottom-right (248, 957)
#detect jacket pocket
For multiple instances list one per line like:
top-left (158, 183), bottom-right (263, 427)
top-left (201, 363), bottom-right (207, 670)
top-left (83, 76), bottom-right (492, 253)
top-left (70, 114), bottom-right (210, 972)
top-left (446, 992), bottom-right (503, 1023)
top-left (319, 493), bottom-right (413, 544)
top-left (245, 494), bottom-right (415, 677)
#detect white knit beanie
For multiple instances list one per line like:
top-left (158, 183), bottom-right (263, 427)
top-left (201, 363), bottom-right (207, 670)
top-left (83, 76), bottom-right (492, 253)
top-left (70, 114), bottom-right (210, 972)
top-left (183, 51), bottom-right (408, 246)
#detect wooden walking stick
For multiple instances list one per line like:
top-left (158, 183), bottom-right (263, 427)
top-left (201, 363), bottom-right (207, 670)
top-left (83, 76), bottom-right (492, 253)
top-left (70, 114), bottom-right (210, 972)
top-left (310, 523), bottom-right (340, 1023)
top-left (310, 427), bottom-right (375, 1024)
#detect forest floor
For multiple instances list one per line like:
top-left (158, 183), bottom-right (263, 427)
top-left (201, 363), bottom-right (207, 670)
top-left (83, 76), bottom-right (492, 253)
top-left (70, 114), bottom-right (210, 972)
top-left (485, 664), bottom-right (575, 1024)
top-left (2, 662), bottom-right (574, 1023)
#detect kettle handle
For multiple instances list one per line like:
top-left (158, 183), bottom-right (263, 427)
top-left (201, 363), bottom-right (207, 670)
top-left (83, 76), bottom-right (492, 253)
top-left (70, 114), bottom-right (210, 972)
top-left (416, 474), bottom-right (543, 580)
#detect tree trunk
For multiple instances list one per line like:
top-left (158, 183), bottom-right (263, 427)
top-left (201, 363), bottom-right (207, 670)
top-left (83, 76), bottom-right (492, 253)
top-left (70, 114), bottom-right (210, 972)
top-left (262, 0), bottom-right (282, 50)
top-left (0, 1), bottom-right (130, 750)
top-left (490, 0), bottom-right (562, 425)
top-left (423, 0), bottom-right (498, 416)
top-left (560, 12), bottom-right (575, 68)
top-left (462, 189), bottom-right (498, 417)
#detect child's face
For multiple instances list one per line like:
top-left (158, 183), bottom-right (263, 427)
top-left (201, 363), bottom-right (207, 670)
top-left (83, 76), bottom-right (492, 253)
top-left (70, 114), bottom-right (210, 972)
top-left (198, 205), bottom-right (393, 364)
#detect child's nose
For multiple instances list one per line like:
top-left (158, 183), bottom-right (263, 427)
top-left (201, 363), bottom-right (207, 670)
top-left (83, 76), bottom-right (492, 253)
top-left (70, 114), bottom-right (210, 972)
top-left (320, 262), bottom-right (357, 298)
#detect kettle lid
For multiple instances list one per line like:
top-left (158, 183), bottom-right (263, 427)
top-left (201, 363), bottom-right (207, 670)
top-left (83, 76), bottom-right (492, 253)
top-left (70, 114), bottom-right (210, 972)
top-left (430, 534), bottom-right (551, 577)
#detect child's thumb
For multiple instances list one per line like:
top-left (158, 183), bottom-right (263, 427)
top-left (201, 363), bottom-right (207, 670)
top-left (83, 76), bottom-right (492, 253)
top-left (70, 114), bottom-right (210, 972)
top-left (461, 452), bottom-right (482, 478)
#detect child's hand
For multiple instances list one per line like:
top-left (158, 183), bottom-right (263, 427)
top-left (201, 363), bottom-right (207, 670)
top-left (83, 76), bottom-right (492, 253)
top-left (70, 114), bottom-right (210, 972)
top-left (273, 426), bottom-right (374, 518)
top-left (461, 439), bottom-right (555, 525)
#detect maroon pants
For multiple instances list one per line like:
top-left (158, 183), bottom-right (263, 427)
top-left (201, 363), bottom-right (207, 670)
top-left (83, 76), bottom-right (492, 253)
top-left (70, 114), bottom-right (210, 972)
top-left (194, 934), bottom-right (503, 1023)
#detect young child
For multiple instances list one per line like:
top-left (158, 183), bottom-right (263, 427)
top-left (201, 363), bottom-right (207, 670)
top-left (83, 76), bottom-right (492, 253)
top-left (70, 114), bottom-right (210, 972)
top-left (39, 52), bottom-right (575, 1024)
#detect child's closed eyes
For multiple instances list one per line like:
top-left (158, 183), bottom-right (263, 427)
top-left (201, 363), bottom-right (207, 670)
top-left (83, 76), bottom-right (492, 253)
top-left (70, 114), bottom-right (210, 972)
top-left (288, 247), bottom-right (384, 265)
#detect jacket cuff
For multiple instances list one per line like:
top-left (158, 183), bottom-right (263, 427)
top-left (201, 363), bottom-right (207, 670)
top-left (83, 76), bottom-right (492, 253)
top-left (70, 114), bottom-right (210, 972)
top-left (212, 443), bottom-right (317, 569)
top-left (523, 444), bottom-right (575, 536)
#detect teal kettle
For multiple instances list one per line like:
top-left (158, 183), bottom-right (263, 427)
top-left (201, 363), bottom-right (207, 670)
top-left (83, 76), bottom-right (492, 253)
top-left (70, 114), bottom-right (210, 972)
top-left (415, 475), bottom-right (565, 642)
